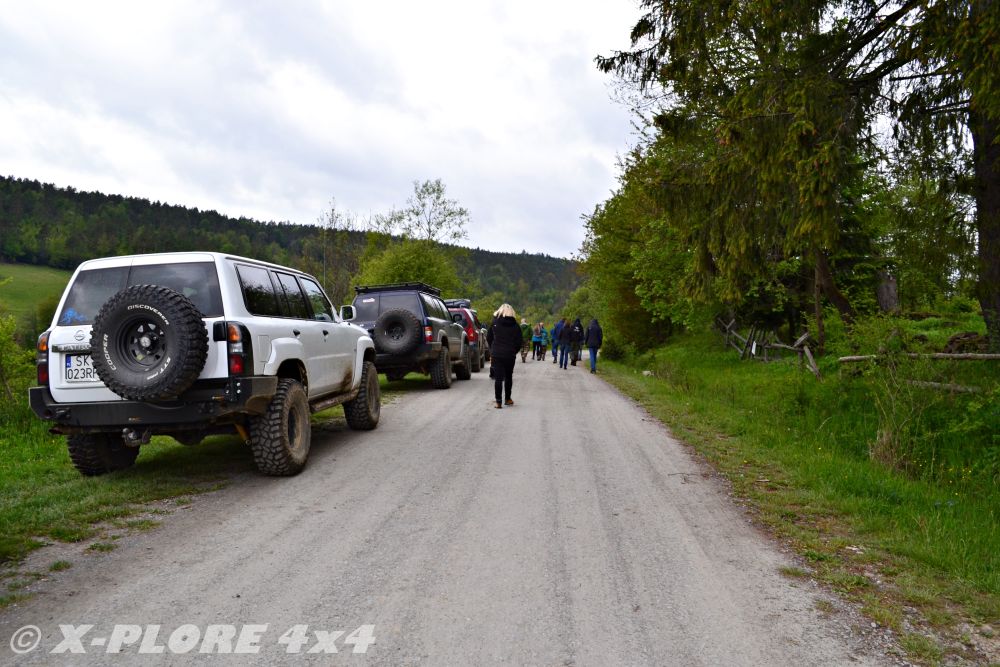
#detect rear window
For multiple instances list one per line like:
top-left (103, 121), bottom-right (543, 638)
top-left (57, 262), bottom-right (223, 326)
top-left (352, 292), bottom-right (421, 321)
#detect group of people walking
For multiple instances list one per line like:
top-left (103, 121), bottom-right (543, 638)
top-left (487, 303), bottom-right (604, 410)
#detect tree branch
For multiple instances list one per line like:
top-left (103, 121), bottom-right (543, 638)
top-left (833, 0), bottom-right (921, 75)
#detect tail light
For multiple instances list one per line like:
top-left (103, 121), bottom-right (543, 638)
top-left (424, 324), bottom-right (433, 343)
top-left (221, 322), bottom-right (253, 376)
top-left (36, 331), bottom-right (50, 386)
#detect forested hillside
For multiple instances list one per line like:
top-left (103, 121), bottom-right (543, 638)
top-left (0, 176), bottom-right (579, 311)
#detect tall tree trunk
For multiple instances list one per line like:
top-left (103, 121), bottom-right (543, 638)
top-left (813, 267), bottom-right (826, 353)
top-left (971, 106), bottom-right (1000, 351)
top-left (813, 248), bottom-right (855, 325)
top-left (876, 271), bottom-right (900, 313)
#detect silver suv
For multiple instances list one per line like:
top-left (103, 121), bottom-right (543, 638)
top-left (30, 252), bottom-right (380, 477)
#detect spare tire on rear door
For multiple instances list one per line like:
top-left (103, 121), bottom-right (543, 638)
top-left (373, 308), bottom-right (422, 355)
top-left (90, 284), bottom-right (209, 401)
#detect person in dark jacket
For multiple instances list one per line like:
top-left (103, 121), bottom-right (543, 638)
top-left (584, 318), bottom-right (603, 373)
top-left (569, 318), bottom-right (584, 366)
top-left (551, 318), bottom-right (565, 365)
top-left (520, 318), bottom-right (533, 362)
top-left (557, 316), bottom-right (573, 369)
top-left (486, 303), bottom-right (523, 409)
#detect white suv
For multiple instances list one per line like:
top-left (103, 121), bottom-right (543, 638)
top-left (30, 252), bottom-right (380, 476)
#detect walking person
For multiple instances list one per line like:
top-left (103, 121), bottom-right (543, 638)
top-left (519, 318), bottom-right (532, 362)
top-left (558, 317), bottom-right (572, 369)
top-left (488, 304), bottom-right (523, 409)
top-left (569, 317), bottom-right (584, 366)
top-left (538, 322), bottom-right (549, 361)
top-left (552, 318), bottom-right (566, 365)
top-left (531, 323), bottom-right (542, 359)
top-left (585, 318), bottom-right (603, 373)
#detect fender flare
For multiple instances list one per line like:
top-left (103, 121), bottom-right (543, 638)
top-left (351, 336), bottom-right (376, 391)
top-left (262, 337), bottom-right (306, 377)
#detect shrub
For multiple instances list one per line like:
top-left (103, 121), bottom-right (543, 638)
top-left (0, 313), bottom-right (34, 412)
top-left (600, 336), bottom-right (629, 361)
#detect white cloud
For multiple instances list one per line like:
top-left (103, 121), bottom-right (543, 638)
top-left (0, 1), bottom-right (640, 257)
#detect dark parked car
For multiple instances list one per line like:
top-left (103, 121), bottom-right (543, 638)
top-left (344, 283), bottom-right (470, 388)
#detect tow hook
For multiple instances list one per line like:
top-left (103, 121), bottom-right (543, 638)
top-left (122, 427), bottom-right (152, 447)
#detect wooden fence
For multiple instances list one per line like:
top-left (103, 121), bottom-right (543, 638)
top-left (714, 317), bottom-right (821, 379)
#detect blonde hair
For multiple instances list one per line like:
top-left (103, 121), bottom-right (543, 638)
top-left (493, 303), bottom-right (516, 319)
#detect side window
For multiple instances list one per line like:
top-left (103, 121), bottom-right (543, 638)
top-left (237, 265), bottom-right (281, 317)
top-left (434, 298), bottom-right (450, 321)
top-left (300, 278), bottom-right (334, 321)
top-left (419, 294), bottom-right (439, 320)
top-left (275, 272), bottom-right (310, 319)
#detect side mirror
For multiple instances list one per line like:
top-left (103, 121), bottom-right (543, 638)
top-left (340, 305), bottom-right (355, 321)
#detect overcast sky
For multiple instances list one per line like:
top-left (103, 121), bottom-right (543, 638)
top-left (0, 1), bottom-right (641, 259)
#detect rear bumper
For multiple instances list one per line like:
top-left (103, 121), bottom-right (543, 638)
top-left (374, 341), bottom-right (441, 370)
top-left (29, 376), bottom-right (279, 432)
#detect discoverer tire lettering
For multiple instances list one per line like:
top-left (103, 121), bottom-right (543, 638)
top-left (90, 285), bottom-right (208, 401)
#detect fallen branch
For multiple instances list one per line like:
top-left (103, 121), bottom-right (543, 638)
top-left (839, 352), bottom-right (1000, 363)
top-left (907, 380), bottom-right (982, 394)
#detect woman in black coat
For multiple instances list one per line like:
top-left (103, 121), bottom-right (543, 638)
top-left (486, 303), bottom-right (523, 409)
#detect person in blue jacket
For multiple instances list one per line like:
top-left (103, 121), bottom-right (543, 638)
top-left (551, 318), bottom-right (565, 365)
top-left (537, 322), bottom-right (549, 361)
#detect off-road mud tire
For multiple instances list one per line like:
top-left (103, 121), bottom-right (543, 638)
top-left (471, 346), bottom-right (482, 372)
top-left (344, 361), bottom-right (380, 430)
top-left (90, 285), bottom-right (208, 401)
top-left (429, 345), bottom-right (452, 389)
top-left (248, 379), bottom-right (311, 476)
top-left (455, 342), bottom-right (472, 380)
top-left (67, 433), bottom-right (139, 476)
top-left (172, 431), bottom-right (205, 446)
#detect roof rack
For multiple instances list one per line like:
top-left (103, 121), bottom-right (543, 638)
top-left (444, 298), bottom-right (472, 308)
top-left (354, 282), bottom-right (441, 297)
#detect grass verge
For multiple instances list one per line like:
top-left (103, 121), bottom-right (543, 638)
top-left (599, 334), bottom-right (999, 665)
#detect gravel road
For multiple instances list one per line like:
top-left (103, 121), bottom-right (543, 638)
top-left (1, 358), bottom-right (898, 665)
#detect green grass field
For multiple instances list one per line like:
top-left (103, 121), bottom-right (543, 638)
top-left (599, 332), bottom-right (999, 664)
top-left (0, 262), bottom-right (72, 319)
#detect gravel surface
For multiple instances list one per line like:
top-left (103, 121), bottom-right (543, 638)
top-left (1, 359), bottom-right (901, 665)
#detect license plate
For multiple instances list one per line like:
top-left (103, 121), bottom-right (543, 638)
top-left (65, 354), bottom-right (98, 382)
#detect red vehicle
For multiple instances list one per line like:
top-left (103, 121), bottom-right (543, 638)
top-left (446, 305), bottom-right (486, 373)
